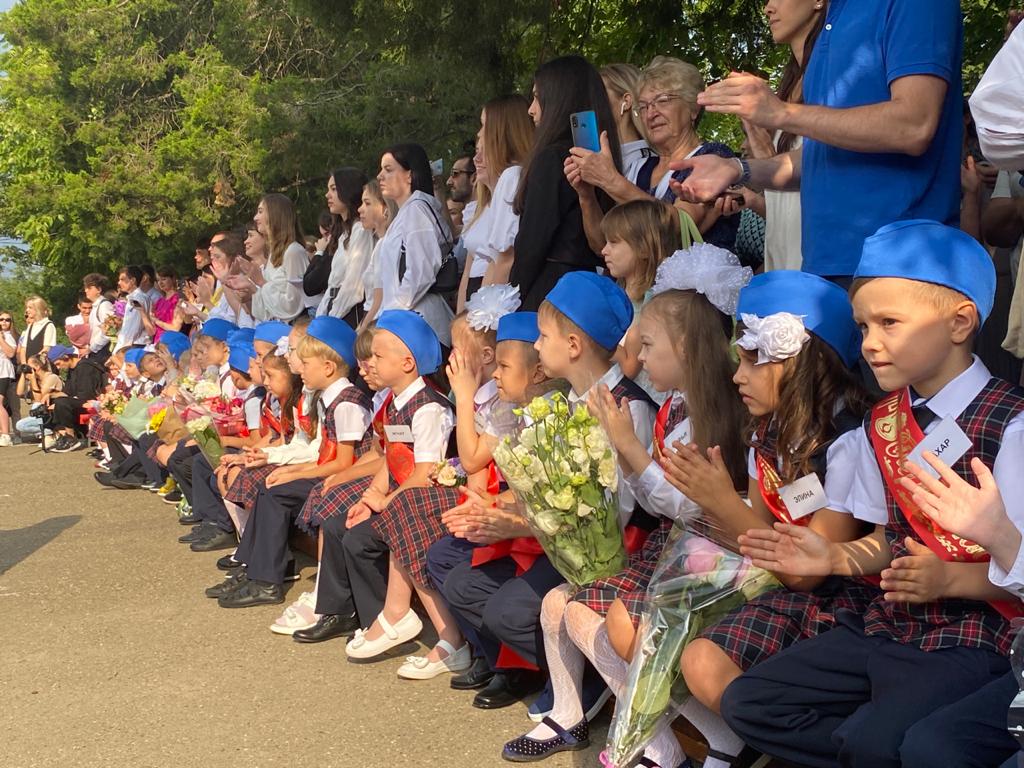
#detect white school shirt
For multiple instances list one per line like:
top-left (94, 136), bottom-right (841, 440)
top-left (321, 377), bottom-right (373, 442)
top-left (88, 298), bottom-right (114, 353)
top-left (317, 222), bottom-right (376, 320)
top-left (235, 384), bottom-right (263, 431)
top-left (391, 377), bottom-right (454, 464)
top-left (251, 242), bottom-right (308, 322)
top-left (114, 288), bottom-right (151, 351)
top-left (473, 378), bottom-right (500, 435)
top-left (626, 390), bottom-right (702, 525)
top-left (20, 318), bottom-right (58, 352)
top-left (569, 364), bottom-right (655, 525)
top-left (216, 361), bottom-right (239, 400)
top-left (264, 388), bottom-right (319, 465)
top-left (362, 239), bottom-right (385, 313)
top-left (377, 191), bottom-right (454, 347)
top-left (970, 23), bottom-right (1024, 170)
top-left (745, 421), bottom-right (861, 516)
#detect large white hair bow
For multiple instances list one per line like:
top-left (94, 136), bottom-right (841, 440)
top-left (650, 243), bottom-right (752, 316)
top-left (465, 284), bottom-right (521, 331)
top-left (274, 335), bottom-right (290, 357)
top-left (735, 312), bottom-right (810, 365)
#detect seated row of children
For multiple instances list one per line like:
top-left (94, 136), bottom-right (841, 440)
top-left (85, 215), bottom-right (1023, 768)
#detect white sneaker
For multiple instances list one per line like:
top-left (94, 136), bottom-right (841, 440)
top-left (270, 591), bottom-right (318, 636)
top-left (345, 609), bottom-right (422, 661)
top-left (0, 434), bottom-right (11, 447)
top-left (397, 640), bottom-right (472, 680)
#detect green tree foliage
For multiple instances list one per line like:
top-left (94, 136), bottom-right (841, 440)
top-left (0, 0), bottom-right (1013, 315)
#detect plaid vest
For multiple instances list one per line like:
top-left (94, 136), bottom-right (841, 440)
top-left (863, 377), bottom-right (1024, 654)
top-left (319, 384), bottom-right (373, 464)
top-left (384, 384), bottom-right (453, 484)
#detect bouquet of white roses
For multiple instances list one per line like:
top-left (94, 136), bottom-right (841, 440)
top-left (605, 527), bottom-right (779, 767)
top-left (491, 391), bottom-right (626, 587)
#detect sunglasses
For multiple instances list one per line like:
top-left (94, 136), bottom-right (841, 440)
top-left (0, 317), bottom-right (11, 322)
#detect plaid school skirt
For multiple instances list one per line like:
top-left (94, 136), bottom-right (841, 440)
top-left (225, 465), bottom-right (277, 508)
top-left (373, 485), bottom-right (463, 590)
top-left (87, 414), bottom-right (107, 444)
top-left (571, 518), bottom-right (675, 625)
top-left (104, 421), bottom-right (133, 448)
top-left (296, 475), bottom-right (375, 535)
top-left (700, 577), bottom-right (883, 671)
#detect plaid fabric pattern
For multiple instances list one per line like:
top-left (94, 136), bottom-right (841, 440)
top-left (572, 517), bottom-right (674, 623)
top-left (87, 415), bottom-right (106, 443)
top-left (373, 485), bottom-right (462, 590)
top-left (225, 465), bottom-right (277, 508)
top-left (104, 421), bottom-right (133, 447)
top-left (296, 475), bottom-right (374, 535)
top-left (702, 577), bottom-right (883, 671)
top-left (863, 378), bottom-right (1024, 655)
top-left (145, 439), bottom-right (161, 462)
top-left (322, 385), bottom-right (373, 448)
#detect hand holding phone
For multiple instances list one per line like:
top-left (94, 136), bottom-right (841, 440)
top-left (570, 110), bottom-right (601, 153)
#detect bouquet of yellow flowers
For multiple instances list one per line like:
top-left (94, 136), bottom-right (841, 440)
top-left (492, 391), bottom-right (626, 587)
top-left (98, 390), bottom-right (129, 416)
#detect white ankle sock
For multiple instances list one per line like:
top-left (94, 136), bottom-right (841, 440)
top-left (679, 696), bottom-right (744, 768)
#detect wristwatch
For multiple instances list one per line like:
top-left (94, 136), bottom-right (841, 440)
top-left (734, 157), bottom-right (752, 186)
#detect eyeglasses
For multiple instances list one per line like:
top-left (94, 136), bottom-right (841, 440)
top-left (450, 169), bottom-right (473, 178)
top-left (634, 94), bottom-right (684, 116)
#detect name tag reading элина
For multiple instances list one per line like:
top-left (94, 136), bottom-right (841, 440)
top-left (778, 473), bottom-right (828, 520)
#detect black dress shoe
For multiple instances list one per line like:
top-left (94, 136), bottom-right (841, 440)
top-left (218, 579), bottom-right (284, 608)
top-left (216, 553), bottom-right (243, 571)
top-left (292, 613), bottom-right (360, 644)
top-left (205, 570), bottom-right (248, 599)
top-left (190, 529), bottom-right (237, 552)
top-left (451, 656), bottom-right (495, 690)
top-left (178, 512), bottom-right (201, 526)
top-left (94, 471), bottom-right (146, 489)
top-left (473, 670), bottom-right (546, 710)
top-left (179, 523), bottom-right (215, 543)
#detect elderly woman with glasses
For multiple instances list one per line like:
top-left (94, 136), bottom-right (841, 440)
top-left (565, 55), bottom-right (741, 251)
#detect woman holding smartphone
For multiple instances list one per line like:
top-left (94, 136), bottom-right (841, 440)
top-left (509, 55), bottom-right (621, 310)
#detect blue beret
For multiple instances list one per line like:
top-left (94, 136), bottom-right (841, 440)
top-left (496, 312), bottom-right (540, 344)
top-left (376, 310), bottom-right (442, 375)
top-left (228, 342), bottom-right (256, 374)
top-left (307, 316), bottom-right (357, 370)
top-left (545, 272), bottom-right (633, 350)
top-left (124, 348), bottom-right (147, 368)
top-left (227, 328), bottom-right (256, 347)
top-left (46, 344), bottom-right (75, 362)
top-left (159, 331), bottom-right (191, 362)
top-left (200, 318), bottom-right (238, 342)
top-left (254, 321), bottom-right (291, 344)
top-left (854, 219), bottom-right (997, 324)
top-left (737, 271), bottom-right (861, 368)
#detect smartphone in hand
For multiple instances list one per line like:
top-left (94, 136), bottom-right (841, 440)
top-left (570, 110), bottom-right (601, 153)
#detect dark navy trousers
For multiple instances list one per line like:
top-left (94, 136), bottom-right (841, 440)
top-left (316, 514), bottom-right (387, 625)
top-left (191, 452), bottom-right (234, 534)
top-left (239, 477), bottom-right (316, 586)
top-left (721, 615), bottom-right (1011, 768)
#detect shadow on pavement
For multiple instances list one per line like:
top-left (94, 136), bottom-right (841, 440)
top-left (0, 515), bottom-right (82, 575)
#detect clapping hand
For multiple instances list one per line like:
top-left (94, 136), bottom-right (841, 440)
top-left (738, 523), bottom-right (834, 577)
top-left (588, 384), bottom-right (635, 453)
top-left (661, 442), bottom-right (736, 510)
top-left (880, 538), bottom-right (949, 603)
top-left (899, 452), bottom-right (1007, 550)
top-left (698, 72), bottom-right (788, 130)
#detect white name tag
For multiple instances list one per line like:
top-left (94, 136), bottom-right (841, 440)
top-left (907, 416), bottom-right (972, 478)
top-left (778, 473), bottom-right (828, 520)
top-left (384, 424), bottom-right (414, 443)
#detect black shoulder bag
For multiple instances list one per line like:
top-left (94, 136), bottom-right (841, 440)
top-left (398, 200), bottom-right (460, 295)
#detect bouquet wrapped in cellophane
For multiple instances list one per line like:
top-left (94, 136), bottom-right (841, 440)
top-left (491, 391), bottom-right (626, 588)
top-left (97, 390), bottom-right (129, 416)
top-left (605, 524), bottom-right (779, 767)
top-left (182, 409), bottom-right (223, 466)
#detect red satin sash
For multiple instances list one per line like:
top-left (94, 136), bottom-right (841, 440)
top-left (755, 450), bottom-right (809, 526)
top-left (870, 390), bottom-right (1023, 621)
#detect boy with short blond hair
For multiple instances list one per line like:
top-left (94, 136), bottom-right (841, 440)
top-left (725, 220), bottom-right (1024, 768)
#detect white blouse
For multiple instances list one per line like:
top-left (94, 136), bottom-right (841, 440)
top-left (462, 204), bottom-right (495, 279)
top-left (252, 241), bottom-right (308, 322)
top-left (317, 221), bottom-right (376, 319)
top-left (378, 190), bottom-right (454, 346)
top-left (362, 239), bottom-right (384, 313)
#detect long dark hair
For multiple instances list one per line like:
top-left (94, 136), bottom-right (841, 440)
top-left (514, 55), bottom-right (622, 214)
top-left (776, 5), bottom-right (827, 153)
top-left (331, 167), bottom-right (369, 249)
top-left (383, 143), bottom-right (434, 198)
